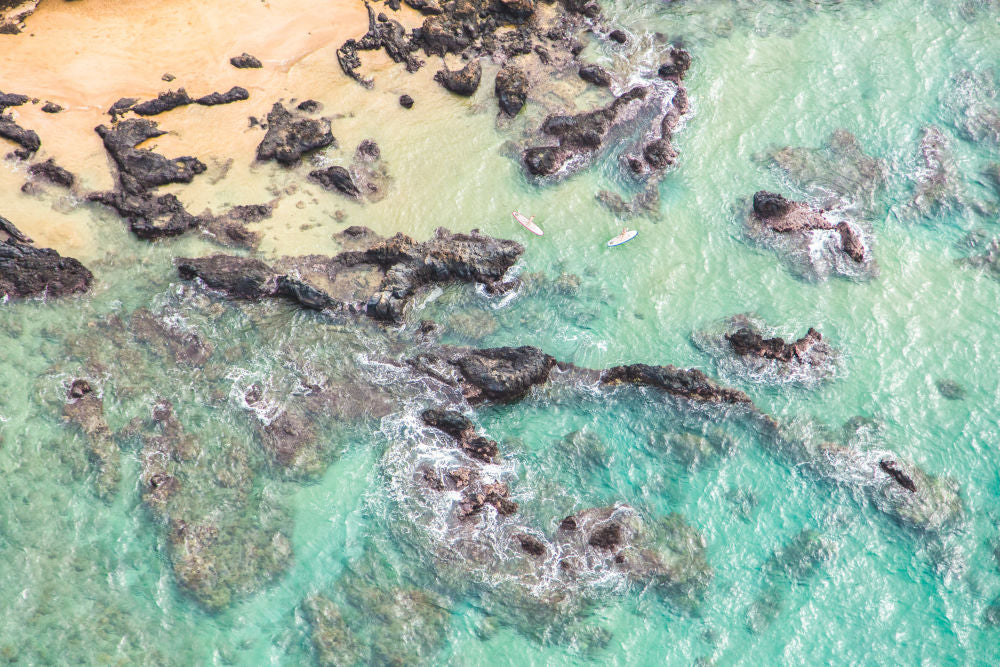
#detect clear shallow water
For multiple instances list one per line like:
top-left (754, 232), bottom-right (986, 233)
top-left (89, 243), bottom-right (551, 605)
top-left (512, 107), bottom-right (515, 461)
top-left (1, 0), bottom-right (1000, 664)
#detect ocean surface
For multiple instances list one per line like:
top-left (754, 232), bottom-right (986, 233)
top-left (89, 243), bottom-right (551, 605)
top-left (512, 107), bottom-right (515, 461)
top-left (2, 0), bottom-right (1000, 664)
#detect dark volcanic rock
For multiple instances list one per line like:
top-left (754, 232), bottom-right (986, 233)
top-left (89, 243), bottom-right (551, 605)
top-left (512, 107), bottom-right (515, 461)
top-left (880, 459), bottom-right (917, 493)
top-left (175, 255), bottom-right (277, 299)
top-left (410, 346), bottom-right (557, 404)
top-left (523, 86), bottom-right (649, 177)
top-left (230, 53), bottom-right (263, 68)
top-left (0, 241), bottom-right (93, 298)
top-left (133, 89), bottom-right (193, 116)
top-left (0, 113), bottom-right (40, 156)
top-left (297, 99), bottom-right (321, 113)
top-left (657, 46), bottom-right (691, 82)
top-left (107, 97), bottom-right (138, 121)
top-left (422, 408), bottom-right (500, 463)
top-left (600, 363), bottom-right (753, 404)
top-left (178, 228), bottom-right (524, 323)
top-left (835, 221), bottom-right (865, 262)
top-left (95, 119), bottom-right (206, 189)
top-left (608, 29), bottom-right (627, 44)
top-left (338, 2), bottom-right (423, 87)
top-left (0, 91), bottom-right (29, 109)
top-left (495, 64), bottom-right (528, 116)
top-left (751, 191), bottom-right (867, 265)
top-left (434, 59), bottom-right (482, 96)
top-left (196, 86), bottom-right (250, 106)
top-left (309, 166), bottom-right (360, 198)
top-left (578, 63), bottom-right (611, 87)
top-left (516, 533), bottom-right (547, 557)
top-left (256, 102), bottom-right (335, 166)
top-left (88, 190), bottom-right (204, 239)
top-left (27, 158), bottom-right (74, 188)
top-left (356, 139), bottom-right (380, 161)
top-left (400, 94), bottom-right (414, 109)
top-left (0, 214), bottom-right (31, 243)
top-left (726, 327), bottom-right (823, 363)
top-left (40, 102), bottom-right (62, 114)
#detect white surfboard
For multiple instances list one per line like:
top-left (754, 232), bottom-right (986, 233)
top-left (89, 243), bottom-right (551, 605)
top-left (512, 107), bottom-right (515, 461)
top-left (607, 229), bottom-right (638, 247)
top-left (512, 211), bottom-right (543, 236)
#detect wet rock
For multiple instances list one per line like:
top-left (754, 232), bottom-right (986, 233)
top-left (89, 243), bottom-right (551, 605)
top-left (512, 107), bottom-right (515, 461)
top-left (399, 94), bottom-right (414, 109)
top-left (309, 166), bottom-right (361, 198)
top-left (588, 523), bottom-right (623, 550)
top-left (608, 29), bottom-right (627, 44)
top-left (434, 59), bottom-right (482, 96)
top-left (0, 0), bottom-right (39, 34)
top-left (422, 408), bottom-right (500, 463)
top-left (255, 102), bottom-right (335, 166)
top-left (338, 2), bottom-right (422, 87)
top-left (458, 480), bottom-right (518, 519)
top-left (495, 63), bottom-right (528, 116)
top-left (410, 345), bottom-right (556, 404)
top-left (133, 89), bottom-right (193, 116)
top-left (517, 533), bottom-right (547, 557)
top-left (0, 91), bottom-right (29, 109)
top-left (27, 158), bottom-right (74, 188)
top-left (64, 379), bottom-right (119, 498)
top-left (40, 102), bottom-right (62, 113)
top-left (523, 86), bottom-right (649, 177)
top-left (0, 112), bottom-right (40, 156)
top-left (0, 241), bottom-right (93, 298)
top-left (600, 363), bottom-right (753, 405)
top-left (106, 97), bottom-right (138, 122)
top-left (230, 52), bottom-right (262, 68)
top-left (879, 459), bottom-right (916, 493)
top-left (835, 221), bottom-right (865, 262)
top-left (0, 214), bottom-right (31, 243)
top-left (176, 255), bottom-right (277, 299)
top-left (181, 228), bottom-right (522, 323)
top-left (201, 203), bottom-right (272, 250)
top-left (91, 188), bottom-right (206, 239)
top-left (95, 118), bottom-right (206, 189)
top-left (657, 45), bottom-right (692, 82)
top-left (578, 63), bottom-right (611, 87)
top-left (418, 15), bottom-right (471, 56)
top-left (727, 326), bottom-right (823, 363)
top-left (750, 191), bottom-right (867, 265)
top-left (195, 86), bottom-right (250, 107)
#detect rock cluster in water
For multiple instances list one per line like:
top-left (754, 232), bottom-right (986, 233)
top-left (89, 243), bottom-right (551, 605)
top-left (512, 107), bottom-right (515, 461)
top-left (0, 225), bottom-right (92, 299)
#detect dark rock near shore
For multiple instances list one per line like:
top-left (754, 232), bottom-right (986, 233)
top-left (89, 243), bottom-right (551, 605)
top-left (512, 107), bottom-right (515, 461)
top-left (0, 241), bottom-right (93, 299)
top-left (297, 99), bottom-right (321, 113)
top-left (0, 91), bottom-right (29, 110)
top-left (40, 102), bottom-right (62, 113)
top-left (338, 2), bottom-right (423, 87)
top-left (608, 29), bottom-right (627, 44)
top-left (96, 119), bottom-right (206, 189)
top-left (751, 191), bottom-right (867, 264)
top-left (399, 94), bottom-right (414, 108)
top-left (0, 112), bottom-right (40, 156)
top-left (727, 327), bottom-right (823, 363)
top-left (578, 63), bottom-right (611, 87)
top-left (89, 190), bottom-right (204, 239)
top-left (309, 166), bottom-right (360, 198)
top-left (0, 214), bottom-right (31, 243)
top-left (255, 102), bottom-right (335, 166)
top-left (523, 86), bottom-right (649, 177)
top-left (107, 97), bottom-right (138, 121)
top-left (27, 158), bottom-right (74, 188)
top-left (178, 227), bottom-right (524, 323)
top-left (133, 89), bottom-right (193, 116)
top-left (230, 53), bottom-right (263, 68)
top-left (410, 345), bottom-right (557, 404)
top-left (434, 59), bottom-right (482, 96)
top-left (879, 459), bottom-right (917, 493)
top-left (196, 86), bottom-right (250, 107)
top-left (495, 64), bottom-right (528, 116)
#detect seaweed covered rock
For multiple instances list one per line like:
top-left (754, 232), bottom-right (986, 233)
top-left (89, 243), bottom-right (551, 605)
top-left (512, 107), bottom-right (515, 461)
top-left (63, 380), bottom-right (120, 499)
top-left (0, 241), bottom-right (93, 298)
top-left (255, 102), bottom-right (335, 166)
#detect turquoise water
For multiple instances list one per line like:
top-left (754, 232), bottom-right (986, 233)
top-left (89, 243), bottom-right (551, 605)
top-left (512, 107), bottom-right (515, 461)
top-left (2, 0), bottom-right (1000, 664)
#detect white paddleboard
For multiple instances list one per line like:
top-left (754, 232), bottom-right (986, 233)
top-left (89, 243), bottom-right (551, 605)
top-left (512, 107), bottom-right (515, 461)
top-left (607, 230), bottom-right (638, 247)
top-left (512, 211), bottom-right (543, 236)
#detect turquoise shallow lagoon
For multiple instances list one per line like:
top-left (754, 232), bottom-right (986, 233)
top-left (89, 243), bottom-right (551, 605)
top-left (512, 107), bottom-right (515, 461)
top-left (1, 0), bottom-right (999, 664)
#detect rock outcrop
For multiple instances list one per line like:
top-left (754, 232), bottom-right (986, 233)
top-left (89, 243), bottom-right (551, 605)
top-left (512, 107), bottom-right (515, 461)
top-left (255, 102), bottom-right (336, 166)
top-left (0, 239), bottom-right (93, 299)
top-left (177, 227), bottom-right (523, 323)
top-left (750, 191), bottom-right (868, 265)
top-left (434, 59), bottom-right (482, 95)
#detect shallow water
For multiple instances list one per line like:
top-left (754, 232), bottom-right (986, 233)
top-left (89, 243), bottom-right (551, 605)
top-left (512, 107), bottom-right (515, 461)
top-left (1, 0), bottom-right (1000, 664)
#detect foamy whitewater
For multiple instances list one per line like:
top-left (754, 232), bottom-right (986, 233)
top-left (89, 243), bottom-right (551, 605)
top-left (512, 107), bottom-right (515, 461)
top-left (1, 0), bottom-right (999, 664)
